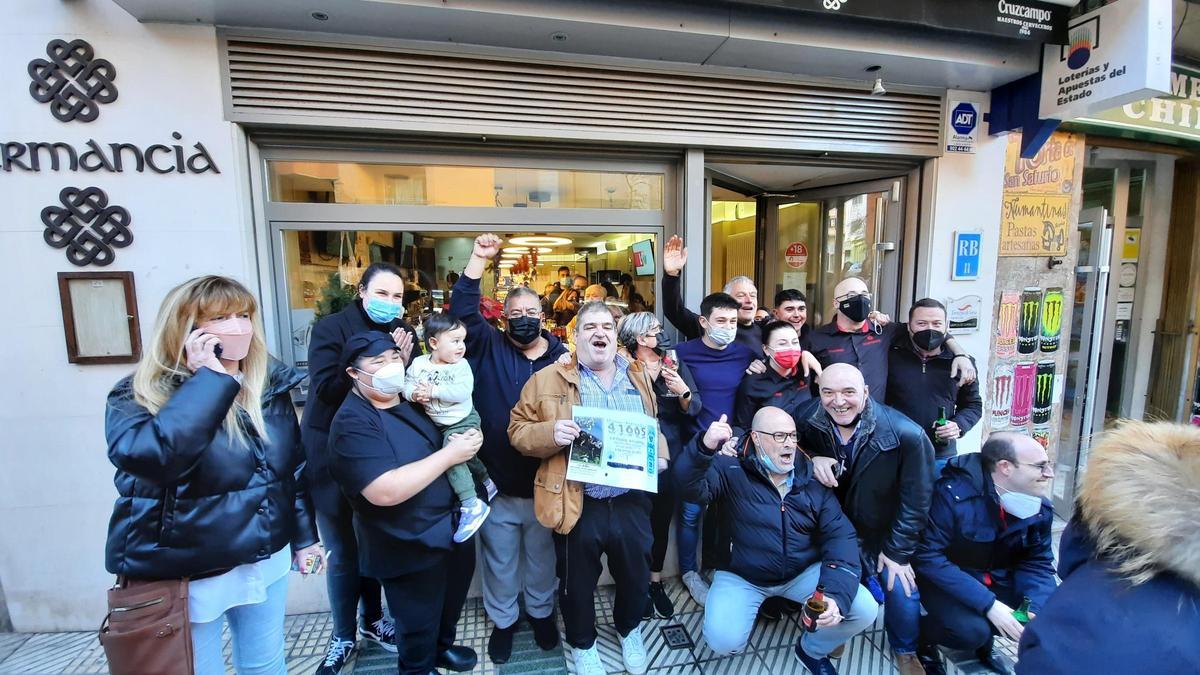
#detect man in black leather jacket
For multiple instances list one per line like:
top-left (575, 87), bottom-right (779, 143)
top-left (794, 363), bottom-right (935, 674)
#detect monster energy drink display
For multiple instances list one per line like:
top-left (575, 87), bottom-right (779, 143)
top-left (991, 363), bottom-right (1014, 428)
top-left (996, 291), bottom-right (1019, 358)
top-left (1017, 287), bottom-right (1042, 355)
top-left (1039, 288), bottom-right (1064, 353)
top-left (1012, 362), bottom-right (1037, 427)
top-left (1032, 359), bottom-right (1056, 424)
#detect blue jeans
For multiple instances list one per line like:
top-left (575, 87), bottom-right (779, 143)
top-left (881, 573), bottom-right (922, 655)
top-left (703, 564), bottom-right (879, 658)
top-left (192, 573), bottom-right (289, 675)
top-left (677, 501), bottom-right (704, 574)
top-left (316, 499), bottom-right (384, 640)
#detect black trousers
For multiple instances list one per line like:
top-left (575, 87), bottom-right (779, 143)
top-left (649, 471), bottom-right (675, 573)
top-left (554, 492), bottom-right (653, 649)
top-left (380, 540), bottom-right (475, 674)
top-left (919, 575), bottom-right (1023, 651)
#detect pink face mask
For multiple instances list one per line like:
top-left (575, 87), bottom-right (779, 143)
top-left (205, 317), bottom-right (254, 361)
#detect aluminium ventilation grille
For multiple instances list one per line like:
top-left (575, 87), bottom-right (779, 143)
top-left (223, 38), bottom-right (944, 156)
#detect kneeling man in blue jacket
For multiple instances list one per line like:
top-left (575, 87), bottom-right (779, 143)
top-left (911, 432), bottom-right (1056, 675)
top-left (677, 407), bottom-right (879, 675)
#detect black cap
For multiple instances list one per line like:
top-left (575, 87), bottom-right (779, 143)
top-left (341, 332), bottom-right (400, 371)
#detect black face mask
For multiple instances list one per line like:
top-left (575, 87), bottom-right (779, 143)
top-left (507, 316), bottom-right (542, 345)
top-left (650, 332), bottom-right (672, 355)
top-left (838, 294), bottom-right (872, 323)
top-left (912, 329), bottom-right (947, 351)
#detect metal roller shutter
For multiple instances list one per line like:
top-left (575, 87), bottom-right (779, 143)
top-left (221, 35), bottom-right (944, 157)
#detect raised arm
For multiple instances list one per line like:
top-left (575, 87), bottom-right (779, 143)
top-left (450, 234), bottom-right (503, 339)
top-left (662, 235), bottom-right (703, 339)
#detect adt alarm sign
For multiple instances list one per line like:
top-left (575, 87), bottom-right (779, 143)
top-left (946, 100), bottom-right (979, 153)
top-left (952, 231), bottom-right (982, 280)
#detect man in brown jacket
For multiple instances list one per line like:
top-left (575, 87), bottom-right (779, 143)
top-left (509, 301), bottom-right (667, 675)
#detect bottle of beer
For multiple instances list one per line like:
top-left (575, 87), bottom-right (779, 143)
top-left (932, 406), bottom-right (949, 446)
top-left (1012, 596), bottom-right (1032, 624)
top-left (801, 585), bottom-right (828, 632)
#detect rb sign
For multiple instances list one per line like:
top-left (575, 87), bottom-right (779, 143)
top-left (952, 231), bottom-right (982, 280)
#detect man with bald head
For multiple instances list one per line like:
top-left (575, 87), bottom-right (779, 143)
top-left (806, 277), bottom-right (976, 401)
top-left (910, 432), bottom-right (1056, 675)
top-left (793, 363), bottom-right (935, 674)
top-left (677, 407), bottom-right (878, 673)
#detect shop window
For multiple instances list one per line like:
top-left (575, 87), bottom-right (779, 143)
top-left (267, 161), bottom-right (664, 210)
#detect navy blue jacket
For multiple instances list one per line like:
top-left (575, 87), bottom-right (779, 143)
top-left (676, 434), bottom-right (862, 613)
top-left (794, 398), bottom-right (933, 564)
top-left (301, 301), bottom-right (417, 514)
top-left (449, 275), bottom-right (567, 497)
top-left (105, 360), bottom-right (318, 579)
top-left (885, 336), bottom-right (982, 460)
top-left (1017, 517), bottom-right (1200, 674)
top-left (912, 453), bottom-right (1056, 615)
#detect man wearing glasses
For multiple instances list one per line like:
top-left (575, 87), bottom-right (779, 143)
top-left (910, 432), bottom-right (1056, 675)
top-left (449, 234), bottom-right (569, 663)
top-left (676, 406), bottom-right (879, 674)
top-left (807, 277), bottom-right (976, 401)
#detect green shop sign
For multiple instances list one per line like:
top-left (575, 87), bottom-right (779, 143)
top-left (1071, 63), bottom-right (1200, 147)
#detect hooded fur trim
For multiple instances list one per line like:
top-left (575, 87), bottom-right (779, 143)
top-left (1078, 421), bottom-right (1200, 586)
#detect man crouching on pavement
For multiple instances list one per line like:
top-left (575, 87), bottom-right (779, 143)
top-left (676, 406), bottom-right (879, 674)
top-left (508, 301), bottom-right (668, 675)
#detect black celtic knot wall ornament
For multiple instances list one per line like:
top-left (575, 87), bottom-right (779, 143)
top-left (28, 39), bottom-right (118, 123)
top-left (42, 187), bottom-right (133, 267)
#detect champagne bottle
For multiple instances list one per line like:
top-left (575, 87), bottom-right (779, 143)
top-left (933, 406), bottom-right (949, 446)
top-left (1012, 596), bottom-right (1032, 624)
top-left (801, 585), bottom-right (828, 632)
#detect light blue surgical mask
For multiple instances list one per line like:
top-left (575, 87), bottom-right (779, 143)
top-left (756, 451), bottom-right (794, 488)
top-left (365, 296), bottom-right (403, 324)
top-left (707, 326), bottom-right (737, 347)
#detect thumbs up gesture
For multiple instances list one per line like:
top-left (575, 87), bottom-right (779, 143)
top-left (702, 414), bottom-right (734, 452)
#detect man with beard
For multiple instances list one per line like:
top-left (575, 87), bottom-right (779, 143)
top-left (449, 234), bottom-right (568, 663)
top-left (795, 364), bottom-right (935, 675)
top-left (886, 299), bottom-right (982, 474)
top-left (509, 301), bottom-right (667, 675)
top-left (913, 432), bottom-right (1056, 675)
top-left (677, 407), bottom-right (879, 674)
top-left (806, 278), bottom-right (976, 401)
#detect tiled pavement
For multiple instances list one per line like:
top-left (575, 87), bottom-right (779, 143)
top-left (0, 580), bottom-right (1019, 675)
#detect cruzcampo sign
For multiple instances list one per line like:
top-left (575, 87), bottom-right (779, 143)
top-left (1038, 0), bottom-right (1171, 121)
top-left (1076, 63), bottom-right (1200, 144)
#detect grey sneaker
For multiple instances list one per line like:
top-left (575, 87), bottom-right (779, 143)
top-left (454, 498), bottom-right (490, 543)
top-left (682, 571), bottom-right (710, 607)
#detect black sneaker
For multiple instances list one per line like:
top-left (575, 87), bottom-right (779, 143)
top-left (360, 617), bottom-right (397, 653)
top-left (648, 581), bottom-right (675, 619)
top-left (315, 637), bottom-right (355, 675)
top-left (918, 643), bottom-right (947, 675)
top-left (529, 613), bottom-right (560, 651)
top-left (488, 622), bottom-right (517, 664)
top-left (759, 596), bottom-right (785, 621)
top-left (794, 638), bottom-right (839, 675)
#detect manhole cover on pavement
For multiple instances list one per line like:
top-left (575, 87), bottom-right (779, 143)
top-left (660, 624), bottom-right (694, 650)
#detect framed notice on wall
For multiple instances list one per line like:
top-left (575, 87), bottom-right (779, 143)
top-left (57, 271), bottom-right (141, 364)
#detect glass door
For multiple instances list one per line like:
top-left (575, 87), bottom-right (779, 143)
top-left (761, 179), bottom-right (904, 324)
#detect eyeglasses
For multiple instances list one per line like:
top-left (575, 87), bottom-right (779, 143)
top-left (1014, 460), bottom-right (1054, 474)
top-left (753, 429), bottom-right (798, 443)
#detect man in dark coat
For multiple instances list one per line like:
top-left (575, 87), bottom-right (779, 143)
top-left (886, 298), bottom-right (982, 473)
top-left (796, 363), bottom-right (934, 674)
top-left (677, 407), bottom-right (878, 674)
top-left (912, 432), bottom-right (1056, 675)
top-left (449, 233), bottom-right (568, 663)
top-left (1017, 421), bottom-right (1200, 675)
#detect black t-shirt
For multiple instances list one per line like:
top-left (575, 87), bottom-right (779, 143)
top-left (806, 321), bottom-right (901, 401)
top-left (734, 366), bottom-right (814, 430)
top-left (329, 393), bottom-right (454, 578)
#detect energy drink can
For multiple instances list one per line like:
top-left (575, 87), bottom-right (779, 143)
top-left (991, 363), bottom-right (1014, 428)
top-left (1040, 288), bottom-right (1064, 353)
top-left (1032, 359), bottom-right (1056, 424)
top-left (996, 291), bottom-right (1019, 358)
top-left (1012, 362), bottom-right (1037, 427)
top-left (1017, 287), bottom-right (1042, 355)
top-left (1031, 426), bottom-right (1051, 450)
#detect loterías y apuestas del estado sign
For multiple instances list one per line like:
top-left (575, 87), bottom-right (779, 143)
top-left (2, 133), bottom-right (220, 174)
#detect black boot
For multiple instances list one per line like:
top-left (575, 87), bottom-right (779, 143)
top-left (487, 622), bottom-right (517, 664)
top-left (528, 613), bottom-right (560, 651)
top-left (917, 643), bottom-right (947, 675)
top-left (975, 638), bottom-right (1013, 675)
top-left (436, 645), bottom-right (478, 672)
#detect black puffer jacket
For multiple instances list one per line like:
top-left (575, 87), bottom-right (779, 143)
top-left (105, 360), bottom-right (319, 579)
top-left (794, 398), bottom-right (934, 564)
top-left (675, 434), bottom-right (862, 613)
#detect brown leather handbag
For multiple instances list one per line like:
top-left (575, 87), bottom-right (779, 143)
top-left (99, 577), bottom-right (195, 675)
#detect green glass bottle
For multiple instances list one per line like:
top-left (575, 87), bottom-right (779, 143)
top-left (932, 406), bottom-right (949, 446)
top-left (1012, 596), bottom-right (1032, 624)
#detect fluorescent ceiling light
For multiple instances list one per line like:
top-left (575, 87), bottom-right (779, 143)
top-left (509, 235), bottom-right (572, 246)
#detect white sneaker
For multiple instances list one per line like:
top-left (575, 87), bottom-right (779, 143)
top-left (682, 571), bottom-right (710, 607)
top-left (453, 498), bottom-right (490, 543)
top-left (621, 626), bottom-right (649, 675)
top-left (572, 644), bottom-right (606, 675)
